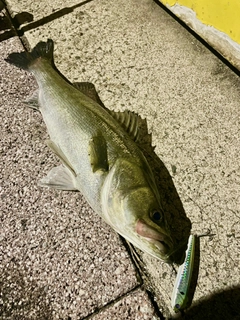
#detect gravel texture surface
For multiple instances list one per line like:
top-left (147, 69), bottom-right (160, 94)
top-left (1, 0), bottom-right (240, 319)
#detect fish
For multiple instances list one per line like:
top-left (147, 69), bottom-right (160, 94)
top-left (171, 234), bottom-right (195, 312)
top-left (5, 39), bottom-right (173, 262)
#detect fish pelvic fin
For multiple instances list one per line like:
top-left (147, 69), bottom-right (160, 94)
top-left (39, 165), bottom-right (78, 191)
top-left (5, 39), bottom-right (54, 71)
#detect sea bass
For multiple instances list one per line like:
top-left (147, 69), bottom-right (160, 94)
top-left (6, 39), bottom-right (173, 261)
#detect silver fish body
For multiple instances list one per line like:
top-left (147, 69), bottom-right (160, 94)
top-left (6, 39), bottom-right (173, 261)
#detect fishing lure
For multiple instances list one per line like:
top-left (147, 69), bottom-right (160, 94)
top-left (171, 230), bottom-right (214, 313)
top-left (171, 234), bottom-right (196, 313)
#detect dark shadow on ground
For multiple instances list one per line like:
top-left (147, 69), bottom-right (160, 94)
top-left (169, 285), bottom-right (240, 320)
top-left (0, 8), bottom-right (16, 42)
top-left (0, 10), bottom-right (34, 42)
top-left (20, 0), bottom-right (94, 35)
top-left (0, 0), bottom-right (94, 43)
top-left (136, 117), bottom-right (191, 263)
top-left (0, 259), bottom-right (53, 319)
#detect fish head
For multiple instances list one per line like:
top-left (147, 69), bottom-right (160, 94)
top-left (101, 158), bottom-right (173, 262)
top-left (122, 186), bottom-right (173, 261)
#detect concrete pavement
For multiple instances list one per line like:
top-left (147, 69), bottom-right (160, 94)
top-left (1, 0), bottom-right (240, 319)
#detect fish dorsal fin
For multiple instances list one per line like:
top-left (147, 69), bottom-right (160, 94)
top-left (72, 82), bottom-right (105, 108)
top-left (72, 82), bottom-right (142, 143)
top-left (108, 109), bottom-right (140, 142)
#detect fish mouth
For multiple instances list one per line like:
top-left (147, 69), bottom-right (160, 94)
top-left (136, 219), bottom-right (172, 255)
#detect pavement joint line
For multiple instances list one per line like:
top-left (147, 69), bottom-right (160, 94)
top-left (115, 233), bottom-right (167, 318)
top-left (81, 284), bottom-right (143, 320)
top-left (145, 288), bottom-right (165, 320)
top-left (119, 236), bottom-right (144, 283)
top-left (120, 236), bottom-right (169, 320)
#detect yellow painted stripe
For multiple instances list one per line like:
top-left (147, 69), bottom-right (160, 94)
top-left (161, 0), bottom-right (240, 44)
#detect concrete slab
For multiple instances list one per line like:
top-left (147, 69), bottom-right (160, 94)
top-left (2, 0), bottom-right (240, 318)
top-left (1, 37), bottom-right (140, 319)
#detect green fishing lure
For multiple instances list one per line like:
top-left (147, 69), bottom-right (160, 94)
top-left (171, 234), bottom-right (196, 312)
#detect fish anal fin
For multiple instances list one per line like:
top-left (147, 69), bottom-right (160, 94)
top-left (46, 140), bottom-right (76, 177)
top-left (24, 89), bottom-right (39, 110)
top-left (38, 165), bottom-right (77, 191)
top-left (88, 134), bottom-right (108, 173)
top-left (72, 82), bottom-right (105, 108)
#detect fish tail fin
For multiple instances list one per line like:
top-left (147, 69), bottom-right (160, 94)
top-left (5, 39), bottom-right (54, 71)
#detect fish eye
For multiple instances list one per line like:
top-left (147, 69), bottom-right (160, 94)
top-left (152, 210), bottom-right (162, 222)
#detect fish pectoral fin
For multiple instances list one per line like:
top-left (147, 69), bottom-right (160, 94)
top-left (88, 134), bottom-right (109, 173)
top-left (72, 82), bottom-right (106, 108)
top-left (46, 139), bottom-right (76, 177)
top-left (24, 89), bottom-right (39, 110)
top-left (38, 165), bottom-right (78, 190)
